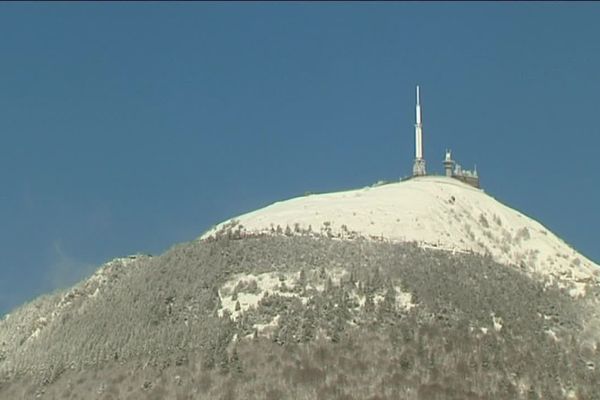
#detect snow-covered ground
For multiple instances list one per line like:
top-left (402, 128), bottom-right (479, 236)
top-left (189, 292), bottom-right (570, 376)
top-left (201, 176), bottom-right (599, 291)
top-left (217, 269), bottom-right (415, 338)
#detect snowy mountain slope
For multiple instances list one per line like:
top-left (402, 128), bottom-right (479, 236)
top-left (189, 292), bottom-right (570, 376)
top-left (0, 255), bottom-right (151, 355)
top-left (3, 235), bottom-right (597, 399)
top-left (202, 176), bottom-right (599, 291)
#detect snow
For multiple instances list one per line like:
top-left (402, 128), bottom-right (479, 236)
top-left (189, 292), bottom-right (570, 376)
top-left (395, 287), bottom-right (416, 311)
top-left (492, 314), bottom-right (503, 332)
top-left (19, 255), bottom-right (149, 343)
top-left (546, 329), bottom-right (559, 342)
top-left (217, 268), bottom-right (349, 319)
top-left (218, 269), bottom-right (413, 337)
top-left (218, 271), bottom-right (302, 319)
top-left (202, 176), bottom-right (599, 290)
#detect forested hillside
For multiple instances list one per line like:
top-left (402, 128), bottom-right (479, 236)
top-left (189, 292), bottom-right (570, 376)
top-left (2, 234), bottom-right (599, 399)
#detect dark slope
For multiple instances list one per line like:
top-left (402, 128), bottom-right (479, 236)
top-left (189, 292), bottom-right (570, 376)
top-left (1, 235), bottom-right (599, 399)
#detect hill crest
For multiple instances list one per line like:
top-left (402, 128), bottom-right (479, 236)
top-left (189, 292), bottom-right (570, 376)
top-left (202, 176), bottom-right (599, 293)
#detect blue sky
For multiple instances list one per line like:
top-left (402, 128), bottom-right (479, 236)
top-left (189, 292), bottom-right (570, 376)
top-left (1, 2), bottom-right (599, 315)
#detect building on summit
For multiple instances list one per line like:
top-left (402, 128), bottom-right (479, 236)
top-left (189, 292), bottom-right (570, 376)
top-left (410, 85), bottom-right (480, 189)
top-left (443, 150), bottom-right (480, 188)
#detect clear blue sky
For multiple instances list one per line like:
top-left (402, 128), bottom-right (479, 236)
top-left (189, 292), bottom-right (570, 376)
top-left (1, 2), bottom-right (599, 316)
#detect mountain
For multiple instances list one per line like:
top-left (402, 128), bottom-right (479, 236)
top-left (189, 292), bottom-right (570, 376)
top-left (1, 176), bottom-right (599, 399)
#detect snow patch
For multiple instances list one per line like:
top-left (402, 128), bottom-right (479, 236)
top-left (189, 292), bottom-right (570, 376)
top-left (218, 268), bottom-right (349, 320)
top-left (492, 314), bottom-right (503, 332)
top-left (568, 282), bottom-right (587, 298)
top-left (251, 315), bottom-right (281, 337)
top-left (395, 286), bottom-right (415, 311)
top-left (218, 270), bottom-right (416, 336)
top-left (545, 329), bottom-right (559, 342)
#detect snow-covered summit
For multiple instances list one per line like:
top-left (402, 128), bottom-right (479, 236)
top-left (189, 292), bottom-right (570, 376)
top-left (202, 176), bottom-right (599, 290)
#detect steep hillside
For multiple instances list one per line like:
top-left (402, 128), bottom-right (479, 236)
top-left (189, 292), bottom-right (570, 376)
top-left (1, 178), bottom-right (599, 400)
